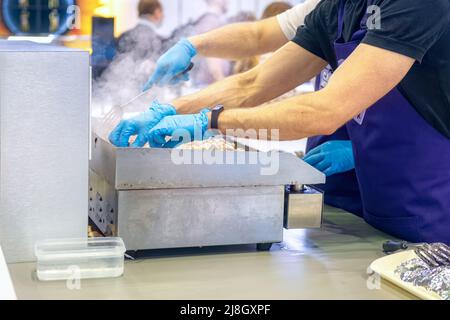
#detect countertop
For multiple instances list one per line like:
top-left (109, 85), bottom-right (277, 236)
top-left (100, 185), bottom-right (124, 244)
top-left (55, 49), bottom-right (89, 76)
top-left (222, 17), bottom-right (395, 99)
top-left (7, 206), bottom-right (415, 300)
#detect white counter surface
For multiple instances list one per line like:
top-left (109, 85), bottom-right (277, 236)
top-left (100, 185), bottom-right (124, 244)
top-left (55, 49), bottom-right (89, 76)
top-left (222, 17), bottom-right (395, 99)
top-left (0, 246), bottom-right (16, 300)
top-left (8, 207), bottom-right (415, 300)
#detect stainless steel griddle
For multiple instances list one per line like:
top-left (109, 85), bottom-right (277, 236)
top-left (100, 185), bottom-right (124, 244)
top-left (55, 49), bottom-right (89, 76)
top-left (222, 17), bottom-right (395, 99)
top-left (89, 135), bottom-right (325, 252)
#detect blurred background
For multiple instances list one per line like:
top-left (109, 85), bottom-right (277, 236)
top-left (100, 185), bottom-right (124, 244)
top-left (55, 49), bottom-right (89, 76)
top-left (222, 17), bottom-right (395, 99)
top-left (0, 0), bottom-right (305, 53)
top-left (0, 0), bottom-right (310, 150)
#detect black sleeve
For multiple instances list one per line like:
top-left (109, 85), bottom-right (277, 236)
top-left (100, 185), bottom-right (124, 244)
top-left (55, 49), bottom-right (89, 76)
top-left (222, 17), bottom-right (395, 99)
top-left (362, 0), bottom-right (450, 62)
top-left (291, 0), bottom-right (332, 62)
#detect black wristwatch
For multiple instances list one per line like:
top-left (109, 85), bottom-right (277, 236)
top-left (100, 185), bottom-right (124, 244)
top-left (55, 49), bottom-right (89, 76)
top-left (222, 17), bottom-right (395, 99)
top-left (210, 105), bottom-right (225, 130)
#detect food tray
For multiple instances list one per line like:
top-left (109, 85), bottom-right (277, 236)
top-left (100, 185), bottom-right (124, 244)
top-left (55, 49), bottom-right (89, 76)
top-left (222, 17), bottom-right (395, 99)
top-left (370, 250), bottom-right (443, 300)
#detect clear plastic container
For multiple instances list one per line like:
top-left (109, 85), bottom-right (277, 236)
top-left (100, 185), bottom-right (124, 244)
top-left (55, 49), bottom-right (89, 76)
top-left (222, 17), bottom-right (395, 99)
top-left (35, 237), bottom-right (126, 281)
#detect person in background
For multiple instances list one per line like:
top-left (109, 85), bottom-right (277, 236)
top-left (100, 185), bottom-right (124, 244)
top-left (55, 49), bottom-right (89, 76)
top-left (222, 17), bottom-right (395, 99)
top-left (262, 2), bottom-right (293, 20)
top-left (116, 0), bottom-right (165, 60)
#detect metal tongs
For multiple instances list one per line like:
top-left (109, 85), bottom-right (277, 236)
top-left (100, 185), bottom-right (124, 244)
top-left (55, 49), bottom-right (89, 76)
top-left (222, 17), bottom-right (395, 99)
top-left (383, 240), bottom-right (450, 268)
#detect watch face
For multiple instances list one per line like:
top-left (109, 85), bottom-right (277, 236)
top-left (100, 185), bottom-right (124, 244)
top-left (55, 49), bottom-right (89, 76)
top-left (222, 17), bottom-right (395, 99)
top-left (2, 0), bottom-right (75, 35)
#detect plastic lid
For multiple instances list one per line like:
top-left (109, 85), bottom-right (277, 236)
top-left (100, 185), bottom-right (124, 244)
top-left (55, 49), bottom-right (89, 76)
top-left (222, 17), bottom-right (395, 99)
top-left (35, 237), bottom-right (126, 259)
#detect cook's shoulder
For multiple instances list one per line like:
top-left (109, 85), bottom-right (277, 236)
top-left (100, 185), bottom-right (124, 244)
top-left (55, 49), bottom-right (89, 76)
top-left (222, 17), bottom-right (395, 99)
top-left (276, 0), bottom-right (324, 40)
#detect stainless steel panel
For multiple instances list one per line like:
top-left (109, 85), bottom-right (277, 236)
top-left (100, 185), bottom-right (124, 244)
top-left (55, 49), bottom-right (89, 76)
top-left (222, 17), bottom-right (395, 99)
top-left (0, 41), bottom-right (90, 263)
top-left (285, 186), bottom-right (324, 229)
top-left (117, 186), bottom-right (285, 251)
top-left (90, 135), bottom-right (325, 190)
top-left (89, 170), bottom-right (118, 236)
top-left (90, 136), bottom-right (117, 187)
top-left (116, 148), bottom-right (325, 189)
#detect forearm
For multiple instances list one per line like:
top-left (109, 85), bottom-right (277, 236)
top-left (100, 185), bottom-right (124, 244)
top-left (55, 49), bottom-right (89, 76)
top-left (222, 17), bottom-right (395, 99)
top-left (189, 17), bottom-right (287, 60)
top-left (216, 44), bottom-right (416, 141)
top-left (173, 42), bottom-right (326, 115)
top-left (216, 91), bottom-right (341, 141)
top-left (172, 69), bottom-right (265, 114)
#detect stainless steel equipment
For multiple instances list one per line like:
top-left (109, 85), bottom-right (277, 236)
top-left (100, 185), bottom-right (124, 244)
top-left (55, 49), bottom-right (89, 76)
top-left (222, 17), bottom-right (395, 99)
top-left (89, 135), bottom-right (325, 251)
top-left (0, 41), bottom-right (90, 263)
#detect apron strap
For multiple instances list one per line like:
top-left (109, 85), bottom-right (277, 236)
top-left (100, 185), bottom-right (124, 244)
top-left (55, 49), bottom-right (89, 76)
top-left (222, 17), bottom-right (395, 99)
top-left (336, 0), bottom-right (346, 42)
top-left (337, 0), bottom-right (376, 41)
top-left (333, 0), bottom-right (374, 70)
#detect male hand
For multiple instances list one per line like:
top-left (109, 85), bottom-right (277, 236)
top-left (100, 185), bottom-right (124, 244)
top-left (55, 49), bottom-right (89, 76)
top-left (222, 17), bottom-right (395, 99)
top-left (143, 38), bottom-right (197, 90)
top-left (146, 109), bottom-right (210, 148)
top-left (303, 140), bottom-right (355, 176)
top-left (108, 101), bottom-right (176, 148)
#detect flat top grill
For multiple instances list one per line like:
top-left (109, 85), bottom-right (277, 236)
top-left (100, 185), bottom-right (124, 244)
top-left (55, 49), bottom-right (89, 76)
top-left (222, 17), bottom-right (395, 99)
top-left (90, 135), bottom-right (326, 190)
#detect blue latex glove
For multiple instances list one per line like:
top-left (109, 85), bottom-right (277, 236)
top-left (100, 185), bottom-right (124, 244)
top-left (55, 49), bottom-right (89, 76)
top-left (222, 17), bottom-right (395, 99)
top-left (143, 38), bottom-right (197, 90)
top-left (303, 140), bottom-right (355, 177)
top-left (108, 101), bottom-right (176, 148)
top-left (146, 109), bottom-right (210, 148)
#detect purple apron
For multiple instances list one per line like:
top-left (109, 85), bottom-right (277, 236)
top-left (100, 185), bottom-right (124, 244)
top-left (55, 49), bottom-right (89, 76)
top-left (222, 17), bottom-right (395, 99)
top-left (335, 0), bottom-right (450, 243)
top-left (306, 69), bottom-right (363, 216)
